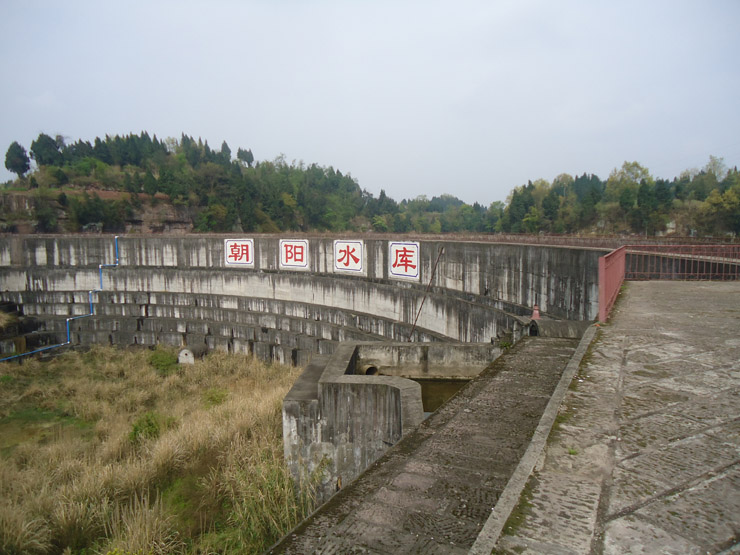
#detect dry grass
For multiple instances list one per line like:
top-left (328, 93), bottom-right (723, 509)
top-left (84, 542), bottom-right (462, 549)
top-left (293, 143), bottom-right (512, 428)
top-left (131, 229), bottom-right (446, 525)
top-left (0, 345), bottom-right (316, 554)
top-left (0, 311), bottom-right (12, 330)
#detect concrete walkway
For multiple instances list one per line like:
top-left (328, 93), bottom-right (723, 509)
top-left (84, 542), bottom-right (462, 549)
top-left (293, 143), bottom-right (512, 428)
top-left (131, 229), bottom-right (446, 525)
top-left (271, 336), bottom-right (582, 553)
top-left (496, 281), bottom-right (740, 554)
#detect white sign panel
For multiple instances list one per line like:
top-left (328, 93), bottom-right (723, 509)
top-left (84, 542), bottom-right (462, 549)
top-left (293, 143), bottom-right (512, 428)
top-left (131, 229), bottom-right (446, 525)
top-left (224, 239), bottom-right (254, 267)
top-left (333, 240), bottom-right (364, 273)
top-left (389, 241), bottom-right (420, 280)
top-left (279, 239), bottom-right (309, 269)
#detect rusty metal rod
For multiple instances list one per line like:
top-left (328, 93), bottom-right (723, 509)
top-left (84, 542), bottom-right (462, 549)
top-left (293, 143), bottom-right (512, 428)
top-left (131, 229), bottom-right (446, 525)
top-left (407, 246), bottom-right (444, 342)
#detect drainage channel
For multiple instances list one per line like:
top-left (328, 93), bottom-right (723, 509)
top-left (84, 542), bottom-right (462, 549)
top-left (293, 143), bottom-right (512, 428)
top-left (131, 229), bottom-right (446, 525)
top-left (410, 377), bottom-right (469, 418)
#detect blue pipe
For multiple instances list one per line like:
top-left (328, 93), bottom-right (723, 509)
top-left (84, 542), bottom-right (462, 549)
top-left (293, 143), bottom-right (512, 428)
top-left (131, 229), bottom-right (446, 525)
top-left (0, 236), bottom-right (120, 363)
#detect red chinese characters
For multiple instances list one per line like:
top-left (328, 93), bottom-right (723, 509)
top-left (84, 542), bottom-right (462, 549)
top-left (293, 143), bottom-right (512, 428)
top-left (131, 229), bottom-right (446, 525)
top-left (389, 241), bottom-right (420, 279)
top-left (280, 239), bottom-right (309, 268)
top-left (224, 239), bottom-right (254, 266)
top-left (333, 240), bottom-right (364, 273)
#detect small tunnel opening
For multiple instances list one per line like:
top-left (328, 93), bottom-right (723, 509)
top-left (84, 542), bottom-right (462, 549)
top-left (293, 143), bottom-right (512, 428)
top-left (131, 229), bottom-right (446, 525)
top-left (364, 366), bottom-right (379, 376)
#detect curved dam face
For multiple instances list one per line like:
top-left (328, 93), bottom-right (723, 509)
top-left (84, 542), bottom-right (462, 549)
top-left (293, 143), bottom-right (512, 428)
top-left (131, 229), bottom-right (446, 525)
top-left (0, 235), bottom-right (604, 362)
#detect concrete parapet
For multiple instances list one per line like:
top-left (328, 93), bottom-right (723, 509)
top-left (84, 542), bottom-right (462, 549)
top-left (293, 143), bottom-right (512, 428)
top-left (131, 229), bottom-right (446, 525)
top-left (0, 235), bottom-right (604, 318)
top-left (353, 342), bottom-right (504, 379)
top-left (284, 343), bottom-right (425, 502)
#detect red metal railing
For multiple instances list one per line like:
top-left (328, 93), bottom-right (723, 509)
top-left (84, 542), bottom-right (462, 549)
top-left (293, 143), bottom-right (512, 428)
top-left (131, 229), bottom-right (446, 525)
top-left (598, 246), bottom-right (626, 322)
top-left (599, 244), bottom-right (740, 321)
top-left (625, 244), bottom-right (740, 281)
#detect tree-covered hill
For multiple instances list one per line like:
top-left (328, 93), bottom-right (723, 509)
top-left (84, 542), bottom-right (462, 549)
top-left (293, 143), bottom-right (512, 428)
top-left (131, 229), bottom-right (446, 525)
top-left (3, 132), bottom-right (739, 237)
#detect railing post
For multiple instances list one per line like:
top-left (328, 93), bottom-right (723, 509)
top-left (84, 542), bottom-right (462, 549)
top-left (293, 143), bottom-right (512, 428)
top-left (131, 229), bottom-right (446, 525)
top-left (598, 246), bottom-right (626, 323)
top-left (598, 255), bottom-right (607, 323)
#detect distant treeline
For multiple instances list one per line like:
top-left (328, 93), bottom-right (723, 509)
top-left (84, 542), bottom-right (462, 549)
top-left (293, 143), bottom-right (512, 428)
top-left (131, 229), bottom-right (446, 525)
top-left (3, 132), bottom-right (739, 236)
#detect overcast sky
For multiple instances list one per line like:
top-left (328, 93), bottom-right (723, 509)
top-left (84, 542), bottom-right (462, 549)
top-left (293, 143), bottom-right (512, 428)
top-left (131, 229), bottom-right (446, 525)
top-left (2, 1), bottom-right (739, 205)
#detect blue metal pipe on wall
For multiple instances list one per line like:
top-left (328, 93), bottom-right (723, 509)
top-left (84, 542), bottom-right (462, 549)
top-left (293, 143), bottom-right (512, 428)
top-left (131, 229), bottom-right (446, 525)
top-left (0, 235), bottom-right (119, 362)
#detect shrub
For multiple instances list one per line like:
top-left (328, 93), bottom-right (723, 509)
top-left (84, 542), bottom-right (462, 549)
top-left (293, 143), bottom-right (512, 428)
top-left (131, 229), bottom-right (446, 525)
top-left (49, 497), bottom-right (109, 551)
top-left (0, 506), bottom-right (52, 554)
top-left (129, 412), bottom-right (161, 444)
top-left (149, 348), bottom-right (178, 376)
top-left (102, 493), bottom-right (185, 555)
top-left (202, 387), bottom-right (228, 408)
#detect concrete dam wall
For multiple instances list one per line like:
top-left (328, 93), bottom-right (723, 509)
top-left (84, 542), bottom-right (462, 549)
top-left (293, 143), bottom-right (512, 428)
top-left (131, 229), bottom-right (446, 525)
top-left (0, 234), bottom-right (605, 508)
top-left (0, 235), bottom-right (605, 362)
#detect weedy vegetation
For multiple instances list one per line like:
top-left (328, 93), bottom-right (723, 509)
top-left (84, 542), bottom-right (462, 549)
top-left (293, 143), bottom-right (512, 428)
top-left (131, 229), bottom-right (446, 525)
top-left (501, 474), bottom-right (538, 537)
top-left (0, 345), bottom-right (319, 554)
top-left (0, 311), bottom-right (13, 329)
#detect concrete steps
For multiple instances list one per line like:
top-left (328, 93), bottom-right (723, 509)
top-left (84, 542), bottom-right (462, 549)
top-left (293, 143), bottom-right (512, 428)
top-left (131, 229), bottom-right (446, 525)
top-left (2, 290), bottom-right (452, 365)
top-left (0, 302), bottom-right (58, 358)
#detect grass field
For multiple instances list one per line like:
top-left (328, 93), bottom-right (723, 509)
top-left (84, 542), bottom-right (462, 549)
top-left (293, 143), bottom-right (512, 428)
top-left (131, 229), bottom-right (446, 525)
top-left (0, 345), bottom-right (317, 554)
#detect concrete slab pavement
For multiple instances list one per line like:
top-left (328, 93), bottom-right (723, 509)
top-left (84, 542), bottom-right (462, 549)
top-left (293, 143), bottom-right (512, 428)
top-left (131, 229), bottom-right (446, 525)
top-left (496, 281), bottom-right (740, 554)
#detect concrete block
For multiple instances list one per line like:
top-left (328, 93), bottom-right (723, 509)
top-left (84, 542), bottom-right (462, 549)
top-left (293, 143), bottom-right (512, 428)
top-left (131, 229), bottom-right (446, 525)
top-left (253, 342), bottom-right (272, 361)
top-left (297, 335), bottom-right (318, 352)
top-left (186, 321), bottom-right (210, 335)
top-left (272, 345), bottom-right (288, 365)
top-left (230, 338), bottom-right (251, 355)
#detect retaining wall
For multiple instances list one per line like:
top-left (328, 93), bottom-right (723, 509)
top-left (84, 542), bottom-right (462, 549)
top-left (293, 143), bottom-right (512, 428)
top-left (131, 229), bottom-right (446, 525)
top-left (282, 342), bottom-right (503, 502)
top-left (0, 235), bottom-right (604, 361)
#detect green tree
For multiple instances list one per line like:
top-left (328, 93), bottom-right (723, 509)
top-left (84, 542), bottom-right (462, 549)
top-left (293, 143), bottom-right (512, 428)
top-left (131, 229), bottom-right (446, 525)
top-left (654, 179), bottom-right (672, 211)
top-left (618, 187), bottom-right (636, 212)
top-left (195, 204), bottom-right (231, 231)
top-left (93, 137), bottom-right (113, 165)
top-left (102, 199), bottom-right (131, 232)
top-left (500, 183), bottom-right (534, 232)
top-left (34, 197), bottom-right (57, 232)
top-left (704, 155), bottom-right (728, 182)
top-left (557, 192), bottom-right (582, 233)
top-left (143, 169), bottom-right (158, 196)
top-left (700, 189), bottom-right (725, 234)
top-left (700, 185), bottom-right (740, 235)
top-left (604, 161), bottom-right (651, 203)
top-left (522, 206), bottom-right (541, 233)
top-left (5, 141), bottom-right (31, 178)
top-left (632, 180), bottom-right (659, 234)
top-left (372, 215), bottom-right (389, 232)
top-left (486, 201), bottom-right (504, 232)
top-left (237, 148), bottom-right (254, 168)
top-left (542, 189), bottom-right (561, 229)
top-left (30, 133), bottom-right (63, 167)
top-left (220, 141), bottom-right (232, 164)
top-left (722, 185), bottom-right (740, 234)
top-left (687, 172), bottom-right (717, 201)
top-left (552, 173), bottom-right (574, 195)
top-left (50, 167), bottom-right (68, 187)
top-left (67, 192), bottom-right (105, 230)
